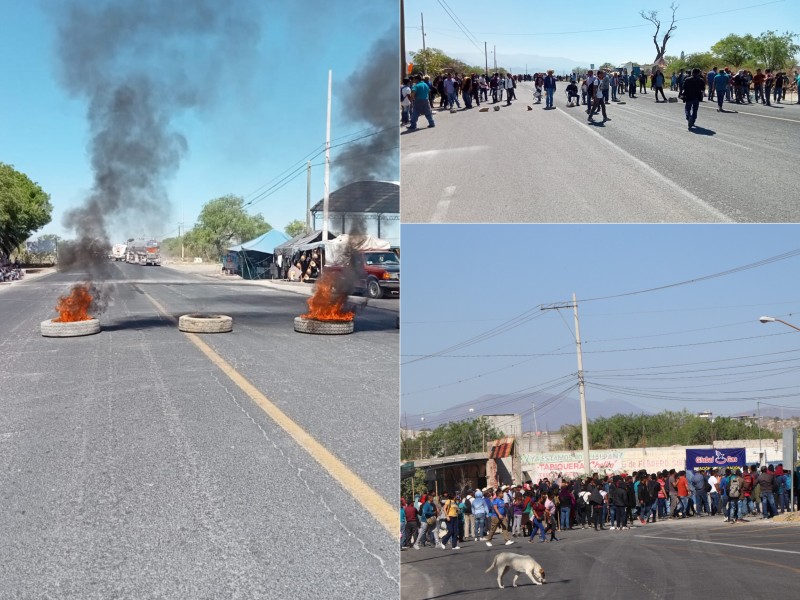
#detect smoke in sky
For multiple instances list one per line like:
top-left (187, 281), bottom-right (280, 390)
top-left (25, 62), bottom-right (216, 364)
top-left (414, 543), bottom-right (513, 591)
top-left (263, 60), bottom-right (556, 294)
top-left (335, 27), bottom-right (399, 185)
top-left (51, 0), bottom-right (262, 270)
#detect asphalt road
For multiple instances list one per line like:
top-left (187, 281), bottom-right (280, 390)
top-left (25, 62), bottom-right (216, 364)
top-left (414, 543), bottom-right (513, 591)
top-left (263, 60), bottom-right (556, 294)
top-left (401, 516), bottom-right (800, 600)
top-left (0, 263), bottom-right (399, 598)
top-left (401, 84), bottom-right (800, 223)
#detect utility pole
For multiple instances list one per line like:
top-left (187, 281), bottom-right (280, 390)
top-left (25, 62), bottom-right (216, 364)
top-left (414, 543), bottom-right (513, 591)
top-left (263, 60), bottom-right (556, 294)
top-left (532, 400), bottom-right (538, 433)
top-left (306, 161), bottom-right (312, 234)
top-left (542, 294), bottom-right (591, 476)
top-left (485, 42), bottom-right (488, 75)
top-left (494, 45), bottom-right (497, 71)
top-left (400, 0), bottom-right (406, 79)
top-left (322, 70), bottom-right (331, 246)
top-left (178, 223), bottom-right (184, 261)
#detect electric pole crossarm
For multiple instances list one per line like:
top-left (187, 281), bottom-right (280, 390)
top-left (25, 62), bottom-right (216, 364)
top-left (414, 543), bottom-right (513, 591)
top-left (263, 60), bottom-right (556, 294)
top-left (541, 294), bottom-right (591, 476)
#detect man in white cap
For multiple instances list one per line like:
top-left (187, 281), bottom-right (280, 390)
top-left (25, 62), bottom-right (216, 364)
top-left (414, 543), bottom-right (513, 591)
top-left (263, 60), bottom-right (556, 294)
top-left (462, 493), bottom-right (475, 540)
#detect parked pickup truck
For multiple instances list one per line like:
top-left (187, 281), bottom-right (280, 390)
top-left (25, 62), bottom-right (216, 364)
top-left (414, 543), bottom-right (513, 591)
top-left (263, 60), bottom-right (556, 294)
top-left (324, 249), bottom-right (400, 299)
top-left (359, 250), bottom-right (400, 299)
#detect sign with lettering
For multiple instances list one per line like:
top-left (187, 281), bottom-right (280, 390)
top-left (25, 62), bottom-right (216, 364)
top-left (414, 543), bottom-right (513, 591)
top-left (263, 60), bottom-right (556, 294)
top-left (685, 448), bottom-right (746, 469)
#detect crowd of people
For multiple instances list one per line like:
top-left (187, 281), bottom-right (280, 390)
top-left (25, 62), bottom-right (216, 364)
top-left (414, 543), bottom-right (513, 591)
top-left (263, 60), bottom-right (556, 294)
top-left (400, 67), bottom-right (800, 130)
top-left (0, 258), bottom-right (24, 282)
top-left (401, 464), bottom-right (798, 551)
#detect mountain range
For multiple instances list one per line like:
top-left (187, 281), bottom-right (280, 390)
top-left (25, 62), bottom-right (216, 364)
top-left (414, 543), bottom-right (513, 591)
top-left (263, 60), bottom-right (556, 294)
top-left (454, 51), bottom-right (594, 75)
top-left (405, 391), bottom-right (800, 433)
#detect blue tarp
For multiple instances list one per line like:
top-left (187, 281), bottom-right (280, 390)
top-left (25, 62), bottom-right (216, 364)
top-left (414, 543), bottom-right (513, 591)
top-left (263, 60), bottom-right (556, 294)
top-left (228, 229), bottom-right (289, 254)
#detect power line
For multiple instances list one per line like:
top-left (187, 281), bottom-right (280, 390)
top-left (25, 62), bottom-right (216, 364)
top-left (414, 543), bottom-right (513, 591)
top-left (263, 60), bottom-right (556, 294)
top-left (432, 1), bottom-right (785, 38)
top-left (435, 0), bottom-right (482, 51)
top-left (401, 343), bottom-right (573, 397)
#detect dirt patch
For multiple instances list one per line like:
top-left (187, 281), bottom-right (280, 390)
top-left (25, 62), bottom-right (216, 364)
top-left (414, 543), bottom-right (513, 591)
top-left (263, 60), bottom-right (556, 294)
top-left (771, 512), bottom-right (800, 523)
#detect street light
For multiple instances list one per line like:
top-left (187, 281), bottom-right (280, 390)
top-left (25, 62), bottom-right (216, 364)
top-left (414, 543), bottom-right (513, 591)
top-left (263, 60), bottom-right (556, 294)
top-left (759, 315), bottom-right (799, 512)
top-left (759, 316), bottom-right (800, 331)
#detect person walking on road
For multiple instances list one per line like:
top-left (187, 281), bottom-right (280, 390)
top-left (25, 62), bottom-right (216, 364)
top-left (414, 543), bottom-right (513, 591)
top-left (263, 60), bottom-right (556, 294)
top-left (628, 72), bottom-right (637, 98)
top-left (654, 69), bottom-right (667, 102)
top-left (485, 489), bottom-right (515, 547)
top-left (408, 75), bottom-right (435, 130)
top-left (472, 489), bottom-right (488, 540)
top-left (764, 69), bottom-right (774, 106)
top-left (707, 67), bottom-right (717, 100)
top-left (544, 70), bottom-right (557, 109)
top-left (438, 492), bottom-right (461, 549)
top-left (713, 68), bottom-right (730, 111)
top-left (588, 70), bottom-right (609, 122)
top-left (402, 497), bottom-right (419, 548)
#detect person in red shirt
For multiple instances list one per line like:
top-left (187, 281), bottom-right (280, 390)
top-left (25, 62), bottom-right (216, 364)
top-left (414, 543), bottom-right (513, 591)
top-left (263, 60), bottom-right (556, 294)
top-left (676, 471), bottom-right (690, 518)
top-left (402, 497), bottom-right (419, 548)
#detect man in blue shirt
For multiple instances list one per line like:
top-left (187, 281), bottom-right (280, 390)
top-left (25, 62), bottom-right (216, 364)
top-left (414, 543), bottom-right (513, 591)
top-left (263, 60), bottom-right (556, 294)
top-left (485, 489), bottom-right (515, 547)
top-left (408, 75), bottom-right (435, 130)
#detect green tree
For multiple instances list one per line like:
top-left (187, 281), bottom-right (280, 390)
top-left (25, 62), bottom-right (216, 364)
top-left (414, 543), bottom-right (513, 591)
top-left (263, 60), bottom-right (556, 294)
top-left (751, 31), bottom-right (800, 71)
top-left (284, 219), bottom-right (307, 238)
top-left (0, 163), bottom-right (53, 255)
top-left (402, 417), bottom-right (504, 460)
top-left (558, 410), bottom-right (771, 450)
top-left (409, 47), bottom-right (487, 76)
top-left (599, 62), bottom-right (616, 73)
top-left (401, 468), bottom-right (428, 501)
top-left (711, 34), bottom-right (756, 68)
top-left (190, 195), bottom-right (271, 260)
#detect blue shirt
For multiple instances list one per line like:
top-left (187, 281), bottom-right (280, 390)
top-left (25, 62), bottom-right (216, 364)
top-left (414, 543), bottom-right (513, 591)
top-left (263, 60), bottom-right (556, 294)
top-left (492, 497), bottom-right (506, 517)
top-left (412, 81), bottom-right (430, 101)
top-left (714, 72), bottom-right (730, 92)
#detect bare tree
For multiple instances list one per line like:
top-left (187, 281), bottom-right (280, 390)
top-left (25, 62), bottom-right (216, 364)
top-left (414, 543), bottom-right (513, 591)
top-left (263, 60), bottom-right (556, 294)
top-left (640, 2), bottom-right (679, 67)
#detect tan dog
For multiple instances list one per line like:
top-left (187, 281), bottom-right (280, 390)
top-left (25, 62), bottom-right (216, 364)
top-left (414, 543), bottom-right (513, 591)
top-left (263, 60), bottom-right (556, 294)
top-left (485, 552), bottom-right (546, 588)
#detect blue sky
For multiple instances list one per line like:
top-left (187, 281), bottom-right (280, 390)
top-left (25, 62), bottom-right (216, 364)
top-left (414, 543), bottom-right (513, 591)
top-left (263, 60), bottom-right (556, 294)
top-left (404, 0), bottom-right (800, 72)
top-left (401, 225), bottom-right (800, 426)
top-left (1, 0), bottom-right (399, 244)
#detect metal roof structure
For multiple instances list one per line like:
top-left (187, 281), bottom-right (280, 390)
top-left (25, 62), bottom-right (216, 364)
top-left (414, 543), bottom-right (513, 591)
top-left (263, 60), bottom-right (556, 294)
top-left (310, 180), bottom-right (399, 215)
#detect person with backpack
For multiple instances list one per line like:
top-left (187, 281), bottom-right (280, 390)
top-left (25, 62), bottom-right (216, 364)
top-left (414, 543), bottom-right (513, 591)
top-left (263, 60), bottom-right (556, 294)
top-left (461, 492), bottom-right (475, 539)
top-left (728, 469), bottom-right (743, 522)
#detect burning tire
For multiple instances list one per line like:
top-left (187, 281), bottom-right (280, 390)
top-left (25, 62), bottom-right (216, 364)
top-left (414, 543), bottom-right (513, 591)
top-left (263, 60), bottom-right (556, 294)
top-left (293, 316), bottom-right (354, 335)
top-left (40, 318), bottom-right (101, 337)
top-left (178, 314), bottom-right (233, 333)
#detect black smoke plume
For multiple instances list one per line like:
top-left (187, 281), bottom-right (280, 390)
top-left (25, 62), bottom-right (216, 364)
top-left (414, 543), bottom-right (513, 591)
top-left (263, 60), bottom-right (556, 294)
top-left (335, 27), bottom-right (400, 185)
top-left (51, 0), bottom-right (262, 277)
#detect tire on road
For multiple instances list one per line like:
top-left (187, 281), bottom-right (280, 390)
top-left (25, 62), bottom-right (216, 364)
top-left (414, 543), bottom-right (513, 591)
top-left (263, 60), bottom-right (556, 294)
top-left (40, 318), bottom-right (101, 337)
top-left (178, 314), bottom-right (233, 333)
top-left (293, 316), bottom-right (354, 335)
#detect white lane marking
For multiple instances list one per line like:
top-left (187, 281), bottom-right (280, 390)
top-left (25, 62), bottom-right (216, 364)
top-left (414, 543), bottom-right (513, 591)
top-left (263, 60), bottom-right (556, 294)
top-left (636, 534), bottom-right (800, 555)
top-left (404, 146), bottom-right (491, 162)
top-left (699, 104), bottom-right (800, 123)
top-left (431, 186), bottom-right (457, 222)
top-left (557, 109), bottom-right (734, 223)
top-left (620, 104), bottom-right (752, 151)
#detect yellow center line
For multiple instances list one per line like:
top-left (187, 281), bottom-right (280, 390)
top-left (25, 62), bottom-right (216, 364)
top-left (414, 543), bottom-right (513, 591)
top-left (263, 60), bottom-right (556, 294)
top-left (142, 290), bottom-right (398, 536)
